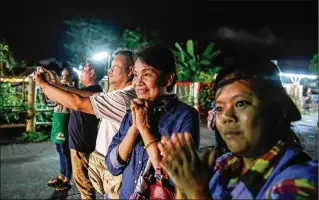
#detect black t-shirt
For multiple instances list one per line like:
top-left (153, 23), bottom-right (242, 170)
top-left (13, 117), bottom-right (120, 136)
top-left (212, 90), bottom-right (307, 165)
top-left (68, 84), bottom-right (103, 153)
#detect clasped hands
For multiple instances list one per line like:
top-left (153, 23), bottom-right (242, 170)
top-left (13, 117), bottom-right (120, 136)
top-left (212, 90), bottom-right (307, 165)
top-left (130, 98), bottom-right (215, 198)
top-left (130, 98), bottom-right (151, 133)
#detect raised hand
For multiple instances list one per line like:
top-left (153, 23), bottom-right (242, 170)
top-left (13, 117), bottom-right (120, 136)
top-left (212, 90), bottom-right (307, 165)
top-left (130, 98), bottom-right (150, 132)
top-left (158, 132), bottom-right (214, 199)
top-left (33, 71), bottom-right (46, 87)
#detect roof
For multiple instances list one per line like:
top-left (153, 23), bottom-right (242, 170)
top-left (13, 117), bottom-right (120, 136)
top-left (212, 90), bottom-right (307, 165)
top-left (277, 57), bottom-right (312, 75)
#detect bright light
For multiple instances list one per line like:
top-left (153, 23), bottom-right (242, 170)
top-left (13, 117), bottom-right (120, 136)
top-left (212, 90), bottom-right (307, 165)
top-left (279, 72), bottom-right (317, 79)
top-left (73, 67), bottom-right (82, 78)
top-left (93, 52), bottom-right (109, 61)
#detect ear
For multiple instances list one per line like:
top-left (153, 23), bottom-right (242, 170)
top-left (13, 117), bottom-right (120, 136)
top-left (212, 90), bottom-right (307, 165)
top-left (165, 72), bottom-right (175, 88)
top-left (89, 68), bottom-right (95, 78)
top-left (128, 65), bottom-right (134, 77)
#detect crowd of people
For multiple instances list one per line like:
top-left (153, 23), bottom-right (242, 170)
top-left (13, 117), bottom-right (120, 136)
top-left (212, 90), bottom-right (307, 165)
top-left (33, 43), bottom-right (318, 200)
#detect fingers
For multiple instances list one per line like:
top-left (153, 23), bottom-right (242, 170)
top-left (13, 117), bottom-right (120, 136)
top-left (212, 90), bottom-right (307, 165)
top-left (158, 141), bottom-right (167, 157)
top-left (132, 98), bottom-right (145, 105)
top-left (33, 71), bottom-right (44, 82)
top-left (161, 135), bottom-right (169, 144)
top-left (130, 100), bottom-right (138, 111)
top-left (132, 98), bottom-right (150, 108)
top-left (131, 107), bottom-right (136, 124)
top-left (184, 132), bottom-right (197, 159)
top-left (170, 133), bottom-right (181, 149)
top-left (38, 67), bottom-right (45, 73)
top-left (159, 140), bottom-right (180, 178)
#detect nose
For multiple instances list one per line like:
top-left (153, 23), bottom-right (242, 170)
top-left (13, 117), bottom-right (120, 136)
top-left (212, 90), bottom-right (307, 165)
top-left (133, 74), bottom-right (144, 86)
top-left (108, 67), bottom-right (113, 74)
top-left (221, 106), bottom-right (237, 124)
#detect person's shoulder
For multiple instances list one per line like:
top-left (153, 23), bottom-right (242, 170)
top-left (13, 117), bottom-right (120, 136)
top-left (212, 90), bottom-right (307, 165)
top-left (82, 84), bottom-right (103, 92)
top-left (272, 148), bottom-right (318, 184)
top-left (106, 86), bottom-right (136, 100)
top-left (278, 156), bottom-right (318, 178)
top-left (109, 86), bottom-right (137, 103)
top-left (120, 86), bottom-right (137, 98)
top-left (175, 100), bottom-right (199, 114)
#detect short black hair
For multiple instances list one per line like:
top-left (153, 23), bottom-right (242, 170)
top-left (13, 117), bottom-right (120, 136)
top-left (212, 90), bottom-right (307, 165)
top-left (134, 44), bottom-right (177, 92)
top-left (112, 48), bottom-right (134, 71)
top-left (86, 59), bottom-right (105, 81)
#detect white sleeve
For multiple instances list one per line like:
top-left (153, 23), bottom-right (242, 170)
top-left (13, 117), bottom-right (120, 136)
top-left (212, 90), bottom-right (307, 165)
top-left (89, 91), bottom-right (127, 123)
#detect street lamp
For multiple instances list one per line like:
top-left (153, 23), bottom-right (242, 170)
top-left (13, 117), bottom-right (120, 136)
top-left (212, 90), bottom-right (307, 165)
top-left (93, 52), bottom-right (109, 61)
top-left (92, 51), bottom-right (112, 72)
top-left (92, 51), bottom-right (112, 92)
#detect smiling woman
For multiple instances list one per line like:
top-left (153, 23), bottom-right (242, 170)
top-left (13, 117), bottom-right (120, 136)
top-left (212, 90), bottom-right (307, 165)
top-left (105, 44), bottom-right (200, 199)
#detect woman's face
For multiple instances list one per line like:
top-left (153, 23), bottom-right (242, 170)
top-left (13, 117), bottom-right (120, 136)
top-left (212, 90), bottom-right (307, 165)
top-left (215, 78), bottom-right (266, 157)
top-left (61, 69), bottom-right (72, 85)
top-left (132, 58), bottom-right (165, 101)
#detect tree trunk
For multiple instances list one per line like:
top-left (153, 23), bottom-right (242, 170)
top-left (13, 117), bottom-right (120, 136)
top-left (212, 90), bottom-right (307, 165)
top-left (26, 77), bottom-right (36, 132)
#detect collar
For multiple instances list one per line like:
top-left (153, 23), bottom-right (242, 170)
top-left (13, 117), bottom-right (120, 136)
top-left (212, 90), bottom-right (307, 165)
top-left (216, 140), bottom-right (286, 198)
top-left (121, 85), bottom-right (134, 91)
top-left (215, 140), bottom-right (285, 176)
top-left (153, 94), bottom-right (179, 115)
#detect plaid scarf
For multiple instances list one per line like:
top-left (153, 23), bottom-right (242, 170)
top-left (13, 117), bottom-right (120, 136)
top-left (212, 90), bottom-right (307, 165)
top-left (215, 140), bottom-right (286, 199)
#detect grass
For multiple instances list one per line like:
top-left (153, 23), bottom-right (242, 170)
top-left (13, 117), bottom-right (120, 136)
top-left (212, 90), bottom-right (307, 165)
top-left (0, 131), bottom-right (50, 145)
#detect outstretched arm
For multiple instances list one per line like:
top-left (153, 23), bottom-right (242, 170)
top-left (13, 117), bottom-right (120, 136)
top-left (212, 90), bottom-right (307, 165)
top-left (33, 71), bottom-right (98, 114)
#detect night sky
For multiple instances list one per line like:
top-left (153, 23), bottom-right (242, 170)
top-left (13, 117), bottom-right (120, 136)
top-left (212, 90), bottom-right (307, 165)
top-left (0, 0), bottom-right (317, 63)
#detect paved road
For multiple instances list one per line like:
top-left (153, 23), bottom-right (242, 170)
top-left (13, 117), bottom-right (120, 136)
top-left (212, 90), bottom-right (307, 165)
top-left (1, 115), bottom-right (317, 199)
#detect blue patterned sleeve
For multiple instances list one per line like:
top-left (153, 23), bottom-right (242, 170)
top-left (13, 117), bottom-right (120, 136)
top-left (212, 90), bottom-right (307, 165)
top-left (105, 112), bottom-right (131, 175)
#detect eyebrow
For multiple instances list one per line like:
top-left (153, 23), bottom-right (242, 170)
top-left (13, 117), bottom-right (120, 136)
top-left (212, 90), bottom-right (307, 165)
top-left (216, 92), bottom-right (253, 104)
top-left (133, 69), bottom-right (156, 73)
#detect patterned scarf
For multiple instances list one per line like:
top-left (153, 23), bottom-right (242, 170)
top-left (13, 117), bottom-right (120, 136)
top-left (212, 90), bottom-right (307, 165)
top-left (215, 140), bottom-right (286, 199)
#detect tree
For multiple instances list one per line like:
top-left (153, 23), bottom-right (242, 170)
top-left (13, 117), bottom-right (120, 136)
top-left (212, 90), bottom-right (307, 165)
top-left (121, 27), bottom-right (161, 50)
top-left (309, 53), bottom-right (318, 74)
top-left (172, 39), bottom-right (221, 82)
top-left (63, 18), bottom-right (119, 66)
top-left (0, 40), bottom-right (17, 76)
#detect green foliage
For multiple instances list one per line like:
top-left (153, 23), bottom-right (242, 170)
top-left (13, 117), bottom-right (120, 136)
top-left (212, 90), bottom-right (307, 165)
top-left (35, 111), bottom-right (53, 123)
top-left (199, 84), bottom-right (214, 110)
top-left (172, 40), bottom-right (221, 82)
top-left (19, 132), bottom-right (49, 143)
top-left (63, 18), bottom-right (119, 66)
top-left (0, 83), bottom-right (53, 124)
top-left (309, 53), bottom-right (318, 74)
top-left (0, 83), bottom-right (27, 123)
top-left (0, 83), bottom-right (25, 108)
top-left (0, 43), bottom-right (9, 63)
top-left (121, 27), bottom-right (161, 50)
top-left (0, 41), bottom-right (17, 76)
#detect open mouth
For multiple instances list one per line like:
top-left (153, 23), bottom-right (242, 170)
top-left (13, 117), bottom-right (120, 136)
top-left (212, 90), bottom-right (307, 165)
top-left (136, 89), bottom-right (149, 95)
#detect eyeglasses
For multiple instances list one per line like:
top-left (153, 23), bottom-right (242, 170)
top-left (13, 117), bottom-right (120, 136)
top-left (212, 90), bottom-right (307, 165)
top-left (133, 69), bottom-right (160, 82)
